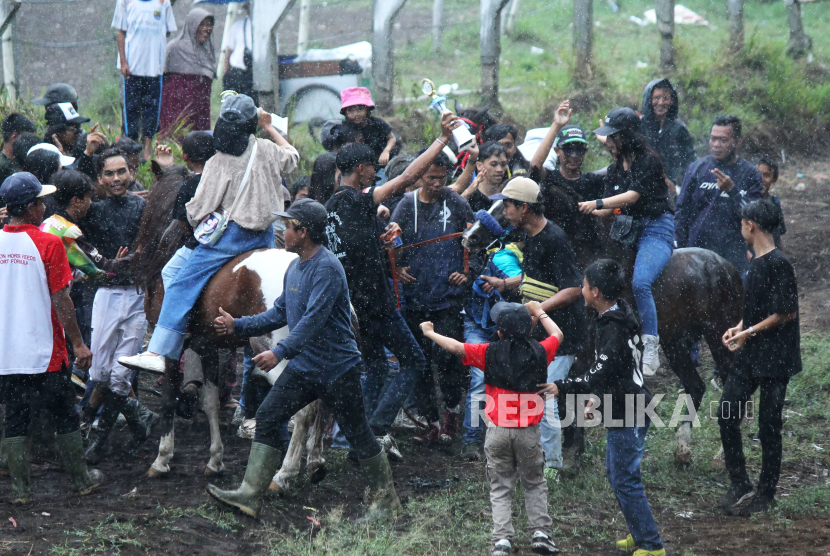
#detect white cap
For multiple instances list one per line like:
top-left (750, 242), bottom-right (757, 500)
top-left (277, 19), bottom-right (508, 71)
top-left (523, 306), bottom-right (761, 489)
top-left (27, 143), bottom-right (75, 167)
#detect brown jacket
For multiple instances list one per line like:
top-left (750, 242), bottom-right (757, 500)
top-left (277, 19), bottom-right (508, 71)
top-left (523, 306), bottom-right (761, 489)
top-left (186, 135), bottom-right (299, 231)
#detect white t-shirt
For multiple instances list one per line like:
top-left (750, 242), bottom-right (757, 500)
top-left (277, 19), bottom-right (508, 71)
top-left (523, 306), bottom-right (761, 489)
top-left (222, 17), bottom-right (252, 71)
top-left (112, 0), bottom-right (177, 77)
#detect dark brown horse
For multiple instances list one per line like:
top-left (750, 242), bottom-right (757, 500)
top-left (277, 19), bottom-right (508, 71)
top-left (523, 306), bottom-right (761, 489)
top-left (131, 167), bottom-right (329, 482)
top-left (462, 188), bottom-right (743, 464)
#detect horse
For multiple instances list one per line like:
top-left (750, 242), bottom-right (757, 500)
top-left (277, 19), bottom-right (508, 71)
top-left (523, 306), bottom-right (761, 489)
top-left (462, 191), bottom-right (743, 464)
top-left (131, 166), bottom-right (329, 485)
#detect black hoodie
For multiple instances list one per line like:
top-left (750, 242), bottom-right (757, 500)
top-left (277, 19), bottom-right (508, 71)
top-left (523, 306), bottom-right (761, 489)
top-left (639, 78), bottom-right (696, 187)
top-left (554, 300), bottom-right (651, 424)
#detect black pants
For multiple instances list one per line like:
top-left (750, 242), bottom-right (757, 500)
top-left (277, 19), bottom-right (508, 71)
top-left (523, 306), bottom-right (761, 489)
top-left (254, 364), bottom-right (379, 460)
top-left (718, 366), bottom-right (789, 497)
top-left (223, 68), bottom-right (258, 106)
top-left (1, 367), bottom-right (80, 438)
top-left (123, 75), bottom-right (162, 140)
top-left (406, 307), bottom-right (468, 424)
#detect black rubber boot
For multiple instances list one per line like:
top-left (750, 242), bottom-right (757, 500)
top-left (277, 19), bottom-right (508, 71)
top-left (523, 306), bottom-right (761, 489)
top-left (122, 397), bottom-right (158, 454)
top-left (56, 430), bottom-right (104, 496)
top-left (4, 436), bottom-right (31, 504)
top-left (357, 450), bottom-right (403, 523)
top-left (85, 392), bottom-right (127, 465)
top-left (206, 442), bottom-right (282, 518)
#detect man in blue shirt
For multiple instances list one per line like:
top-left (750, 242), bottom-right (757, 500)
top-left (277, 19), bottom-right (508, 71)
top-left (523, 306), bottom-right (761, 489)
top-left (206, 198), bottom-right (401, 522)
top-left (675, 115), bottom-right (763, 273)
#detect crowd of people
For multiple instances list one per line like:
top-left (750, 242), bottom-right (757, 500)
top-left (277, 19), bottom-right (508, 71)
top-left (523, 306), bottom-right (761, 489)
top-left (0, 4), bottom-right (804, 554)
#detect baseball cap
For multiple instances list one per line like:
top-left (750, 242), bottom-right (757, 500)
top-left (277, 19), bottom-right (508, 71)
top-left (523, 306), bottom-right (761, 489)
top-left (44, 102), bottom-right (90, 126)
top-left (32, 83), bottom-right (78, 106)
top-left (554, 125), bottom-right (588, 148)
top-left (0, 172), bottom-right (57, 206)
top-left (113, 137), bottom-right (143, 155)
top-left (490, 302), bottom-right (533, 338)
top-left (273, 197), bottom-right (328, 236)
top-left (593, 107), bottom-right (641, 136)
top-left (218, 91), bottom-right (258, 123)
top-left (488, 176), bottom-right (540, 204)
top-left (27, 143), bottom-right (75, 167)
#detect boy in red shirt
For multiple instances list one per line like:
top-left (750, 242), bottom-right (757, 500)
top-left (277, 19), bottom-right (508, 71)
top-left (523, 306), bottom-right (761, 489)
top-left (420, 300), bottom-right (562, 556)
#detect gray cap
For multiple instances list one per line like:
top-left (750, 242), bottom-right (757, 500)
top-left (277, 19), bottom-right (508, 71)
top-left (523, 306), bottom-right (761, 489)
top-left (33, 83), bottom-right (78, 106)
top-left (273, 197), bottom-right (328, 236)
top-left (490, 302), bottom-right (533, 338)
top-left (218, 92), bottom-right (258, 123)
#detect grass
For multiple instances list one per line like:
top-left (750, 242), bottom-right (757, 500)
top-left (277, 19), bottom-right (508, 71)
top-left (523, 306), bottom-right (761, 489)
top-left (50, 515), bottom-right (142, 555)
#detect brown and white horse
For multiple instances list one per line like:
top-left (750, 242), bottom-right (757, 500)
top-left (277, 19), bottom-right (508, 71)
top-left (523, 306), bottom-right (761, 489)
top-left (132, 167), bottom-right (328, 484)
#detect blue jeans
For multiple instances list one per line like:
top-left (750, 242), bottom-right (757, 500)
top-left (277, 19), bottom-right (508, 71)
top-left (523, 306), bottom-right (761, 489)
top-left (161, 246), bottom-right (194, 290)
top-left (606, 421), bottom-right (663, 551)
top-left (540, 355), bottom-right (575, 468)
top-left (149, 222), bottom-right (275, 359)
top-left (462, 318), bottom-right (497, 445)
top-left (633, 213), bottom-right (674, 337)
top-left (359, 310), bottom-right (426, 435)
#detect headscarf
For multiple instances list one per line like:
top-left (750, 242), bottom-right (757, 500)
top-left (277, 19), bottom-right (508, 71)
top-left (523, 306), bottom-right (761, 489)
top-left (165, 8), bottom-right (216, 78)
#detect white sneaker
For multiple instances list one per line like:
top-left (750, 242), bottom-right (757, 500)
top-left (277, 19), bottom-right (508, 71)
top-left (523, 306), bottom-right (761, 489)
top-left (531, 530), bottom-right (560, 554)
top-left (377, 434), bottom-right (403, 462)
top-left (118, 352), bottom-right (166, 375)
top-left (237, 418), bottom-right (256, 439)
top-left (642, 335), bottom-right (660, 376)
top-left (491, 539), bottom-right (512, 556)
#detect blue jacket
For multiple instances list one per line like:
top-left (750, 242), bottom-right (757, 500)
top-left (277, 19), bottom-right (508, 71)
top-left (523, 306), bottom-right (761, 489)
top-left (391, 188), bottom-right (474, 311)
top-left (234, 247), bottom-right (362, 382)
top-left (675, 155), bottom-right (762, 272)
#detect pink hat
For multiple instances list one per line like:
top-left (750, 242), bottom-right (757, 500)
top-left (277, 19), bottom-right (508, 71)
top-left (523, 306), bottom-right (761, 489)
top-left (340, 87), bottom-right (375, 114)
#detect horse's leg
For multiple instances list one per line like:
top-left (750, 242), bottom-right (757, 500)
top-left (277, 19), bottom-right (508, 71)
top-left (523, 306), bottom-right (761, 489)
top-left (704, 326), bottom-right (737, 470)
top-left (305, 401), bottom-right (327, 484)
top-left (148, 357), bottom-right (182, 477)
top-left (662, 335), bottom-right (705, 465)
top-left (198, 344), bottom-right (225, 476)
top-left (270, 402), bottom-right (313, 495)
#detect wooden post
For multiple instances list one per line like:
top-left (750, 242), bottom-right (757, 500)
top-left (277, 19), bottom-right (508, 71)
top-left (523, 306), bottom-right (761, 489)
top-left (480, 0), bottom-right (510, 108)
top-left (655, 0), bottom-right (675, 71)
top-left (502, 0), bottom-right (522, 36)
top-left (726, 0), bottom-right (744, 53)
top-left (432, 0), bottom-right (444, 53)
top-left (785, 0), bottom-right (812, 58)
top-left (297, 0), bottom-right (311, 55)
top-left (252, 0), bottom-right (298, 112)
top-left (373, 0), bottom-right (408, 115)
top-left (573, 0), bottom-right (593, 84)
top-left (0, 0), bottom-right (19, 101)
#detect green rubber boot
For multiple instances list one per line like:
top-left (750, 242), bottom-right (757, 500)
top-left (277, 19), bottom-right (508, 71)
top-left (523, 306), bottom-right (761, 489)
top-left (4, 436), bottom-right (31, 504)
top-left (357, 450), bottom-right (403, 523)
top-left (206, 442), bottom-right (281, 518)
top-left (57, 430), bottom-right (104, 496)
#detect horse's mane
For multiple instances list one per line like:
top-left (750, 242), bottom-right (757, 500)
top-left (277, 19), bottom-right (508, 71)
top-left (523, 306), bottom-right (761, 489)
top-left (132, 165), bottom-right (190, 291)
top-left (543, 179), bottom-right (603, 256)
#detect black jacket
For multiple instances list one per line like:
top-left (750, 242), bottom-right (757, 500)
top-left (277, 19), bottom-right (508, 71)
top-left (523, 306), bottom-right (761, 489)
top-left (639, 78), bottom-right (696, 187)
top-left (82, 193), bottom-right (146, 286)
top-left (555, 300), bottom-right (650, 423)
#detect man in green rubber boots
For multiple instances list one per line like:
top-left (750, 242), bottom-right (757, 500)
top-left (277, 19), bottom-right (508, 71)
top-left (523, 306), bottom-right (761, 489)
top-left (207, 198), bottom-right (402, 521)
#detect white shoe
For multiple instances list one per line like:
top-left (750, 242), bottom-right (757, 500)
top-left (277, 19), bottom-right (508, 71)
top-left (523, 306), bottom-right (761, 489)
top-left (118, 352), bottom-right (166, 375)
top-left (237, 418), bottom-right (256, 439)
top-left (377, 434), bottom-right (403, 462)
top-left (642, 335), bottom-right (660, 376)
top-left (491, 538), bottom-right (512, 556)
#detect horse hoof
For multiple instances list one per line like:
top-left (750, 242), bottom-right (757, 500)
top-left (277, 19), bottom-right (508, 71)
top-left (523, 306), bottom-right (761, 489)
top-left (147, 466), bottom-right (167, 478)
top-left (710, 457), bottom-right (726, 470)
top-left (308, 466), bottom-right (327, 485)
top-left (674, 448), bottom-right (692, 466)
top-left (268, 480), bottom-right (286, 497)
top-left (204, 466), bottom-right (224, 477)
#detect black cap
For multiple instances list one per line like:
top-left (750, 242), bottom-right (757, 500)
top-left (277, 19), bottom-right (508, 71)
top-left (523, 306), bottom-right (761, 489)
top-left (0, 172), bottom-right (57, 206)
top-left (554, 125), bottom-right (588, 148)
top-left (32, 83), bottom-right (78, 106)
top-left (593, 107), bottom-right (641, 136)
top-left (490, 302), bottom-right (533, 338)
top-left (273, 198), bottom-right (328, 236)
top-left (113, 137), bottom-right (143, 155)
top-left (44, 102), bottom-right (90, 126)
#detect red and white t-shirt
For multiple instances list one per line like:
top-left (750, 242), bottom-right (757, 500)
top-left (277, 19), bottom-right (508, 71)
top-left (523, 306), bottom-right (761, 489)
top-left (462, 336), bottom-right (559, 428)
top-left (0, 224), bottom-right (73, 375)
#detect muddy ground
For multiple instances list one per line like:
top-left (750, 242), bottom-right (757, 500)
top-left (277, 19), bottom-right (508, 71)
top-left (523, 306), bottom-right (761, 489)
top-left (1, 161), bottom-right (828, 555)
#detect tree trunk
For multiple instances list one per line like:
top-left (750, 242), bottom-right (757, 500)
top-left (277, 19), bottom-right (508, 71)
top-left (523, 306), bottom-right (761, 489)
top-left (296, 0), bottom-right (311, 55)
top-left (785, 0), bottom-right (812, 59)
top-left (726, 0), bottom-right (744, 53)
top-left (573, 0), bottom-right (593, 84)
top-left (432, 0), bottom-right (444, 53)
top-left (502, 0), bottom-right (522, 36)
top-left (480, 0), bottom-right (510, 108)
top-left (252, 0), bottom-right (298, 113)
top-left (372, 0), bottom-right (408, 115)
top-left (655, 0), bottom-right (675, 71)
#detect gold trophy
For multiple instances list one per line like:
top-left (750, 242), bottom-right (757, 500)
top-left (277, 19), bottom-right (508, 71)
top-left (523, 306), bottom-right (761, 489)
top-left (422, 78), bottom-right (476, 152)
